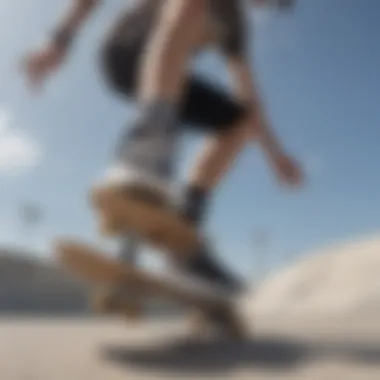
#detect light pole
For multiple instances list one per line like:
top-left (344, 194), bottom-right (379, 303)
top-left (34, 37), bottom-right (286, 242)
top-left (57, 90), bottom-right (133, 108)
top-left (253, 229), bottom-right (270, 284)
top-left (19, 203), bottom-right (43, 251)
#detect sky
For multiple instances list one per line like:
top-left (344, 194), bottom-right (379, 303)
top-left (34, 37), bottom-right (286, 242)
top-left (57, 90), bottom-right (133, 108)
top-left (0, 0), bottom-right (379, 280)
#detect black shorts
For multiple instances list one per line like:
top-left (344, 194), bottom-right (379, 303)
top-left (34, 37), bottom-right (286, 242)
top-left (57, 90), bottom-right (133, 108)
top-left (101, 43), bottom-right (247, 134)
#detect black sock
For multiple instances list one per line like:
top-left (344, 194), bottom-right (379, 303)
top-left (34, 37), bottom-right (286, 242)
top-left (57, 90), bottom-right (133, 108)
top-left (180, 185), bottom-right (243, 291)
top-left (180, 185), bottom-right (210, 227)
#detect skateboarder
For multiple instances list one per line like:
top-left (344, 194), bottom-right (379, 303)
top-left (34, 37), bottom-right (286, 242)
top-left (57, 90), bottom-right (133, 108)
top-left (22, 0), bottom-right (302, 301)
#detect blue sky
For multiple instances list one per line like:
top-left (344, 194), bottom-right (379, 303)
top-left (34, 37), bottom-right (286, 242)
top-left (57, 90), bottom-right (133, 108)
top-left (0, 0), bottom-right (379, 280)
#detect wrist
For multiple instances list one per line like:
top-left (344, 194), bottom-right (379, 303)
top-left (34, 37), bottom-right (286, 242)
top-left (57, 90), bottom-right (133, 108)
top-left (262, 139), bottom-right (284, 160)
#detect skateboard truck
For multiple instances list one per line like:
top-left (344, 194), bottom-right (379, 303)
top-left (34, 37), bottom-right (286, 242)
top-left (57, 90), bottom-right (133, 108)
top-left (93, 235), bottom-right (143, 320)
top-left (92, 286), bottom-right (142, 320)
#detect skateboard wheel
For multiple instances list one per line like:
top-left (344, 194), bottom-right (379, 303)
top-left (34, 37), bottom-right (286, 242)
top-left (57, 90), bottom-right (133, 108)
top-left (192, 305), bottom-right (247, 339)
top-left (120, 303), bottom-right (142, 321)
top-left (188, 309), bottom-right (210, 336)
top-left (92, 289), bottom-right (116, 313)
top-left (217, 308), bottom-right (247, 339)
top-left (92, 289), bottom-right (142, 321)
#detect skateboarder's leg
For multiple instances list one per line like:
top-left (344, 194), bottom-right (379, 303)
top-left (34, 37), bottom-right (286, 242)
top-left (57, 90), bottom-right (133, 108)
top-left (106, 0), bottom-right (207, 196)
top-left (165, 78), bottom-right (254, 290)
top-left (91, 3), bottom-right (209, 253)
top-left (174, 79), bottom-right (256, 331)
top-left (103, 71), bottom-right (250, 290)
top-left (178, 77), bottom-right (253, 226)
top-left (138, 0), bottom-right (206, 102)
top-left (180, 126), bottom-right (250, 225)
top-left (100, 39), bottom-right (250, 289)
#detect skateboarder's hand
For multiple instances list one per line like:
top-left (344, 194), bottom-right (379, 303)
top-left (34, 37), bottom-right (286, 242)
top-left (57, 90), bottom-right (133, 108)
top-left (21, 42), bottom-right (67, 92)
top-left (273, 153), bottom-right (304, 188)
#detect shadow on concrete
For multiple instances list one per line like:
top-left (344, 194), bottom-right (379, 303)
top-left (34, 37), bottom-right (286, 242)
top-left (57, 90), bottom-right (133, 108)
top-left (101, 335), bottom-right (380, 375)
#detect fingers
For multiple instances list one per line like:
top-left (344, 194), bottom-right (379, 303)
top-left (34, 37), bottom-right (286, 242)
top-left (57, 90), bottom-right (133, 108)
top-left (288, 168), bottom-right (304, 188)
top-left (20, 55), bottom-right (46, 93)
top-left (278, 160), bottom-right (304, 188)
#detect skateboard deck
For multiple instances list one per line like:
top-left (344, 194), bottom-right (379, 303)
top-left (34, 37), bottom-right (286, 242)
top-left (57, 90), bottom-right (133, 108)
top-left (56, 239), bottom-right (246, 336)
top-left (90, 183), bottom-right (200, 259)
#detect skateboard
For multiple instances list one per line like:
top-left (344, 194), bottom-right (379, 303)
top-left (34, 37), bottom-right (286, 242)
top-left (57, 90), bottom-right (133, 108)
top-left (56, 239), bottom-right (246, 337)
top-left (90, 182), bottom-right (200, 260)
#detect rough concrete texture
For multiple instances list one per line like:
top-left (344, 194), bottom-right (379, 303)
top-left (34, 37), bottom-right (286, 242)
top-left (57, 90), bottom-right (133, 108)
top-left (2, 235), bottom-right (380, 379)
top-left (1, 316), bottom-right (380, 380)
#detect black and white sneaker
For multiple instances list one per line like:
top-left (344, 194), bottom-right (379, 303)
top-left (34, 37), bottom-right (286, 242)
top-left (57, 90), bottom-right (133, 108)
top-left (164, 243), bottom-right (245, 303)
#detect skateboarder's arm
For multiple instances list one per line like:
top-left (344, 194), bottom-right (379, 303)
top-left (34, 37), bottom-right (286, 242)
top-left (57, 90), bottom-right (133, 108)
top-left (219, 0), bottom-right (293, 160)
top-left (50, 0), bottom-right (100, 48)
top-left (228, 56), bottom-right (285, 159)
top-left (227, 55), bottom-right (303, 187)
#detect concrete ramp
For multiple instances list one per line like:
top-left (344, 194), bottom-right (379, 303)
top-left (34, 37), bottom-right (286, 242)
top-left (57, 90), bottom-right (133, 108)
top-left (251, 235), bottom-right (380, 318)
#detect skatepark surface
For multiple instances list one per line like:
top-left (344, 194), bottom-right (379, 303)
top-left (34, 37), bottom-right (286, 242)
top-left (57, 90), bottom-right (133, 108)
top-left (1, 315), bottom-right (380, 380)
top-left (2, 235), bottom-right (380, 379)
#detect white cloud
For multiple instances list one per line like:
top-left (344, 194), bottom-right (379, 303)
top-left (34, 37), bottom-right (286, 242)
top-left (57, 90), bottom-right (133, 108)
top-left (0, 109), bottom-right (41, 174)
